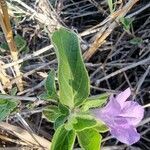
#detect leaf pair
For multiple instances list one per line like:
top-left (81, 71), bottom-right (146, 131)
top-left (52, 124), bottom-right (102, 150)
top-left (51, 116), bottom-right (108, 150)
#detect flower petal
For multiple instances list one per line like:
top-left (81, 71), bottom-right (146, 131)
top-left (116, 88), bottom-right (131, 108)
top-left (110, 124), bottom-right (140, 145)
top-left (92, 108), bottom-right (113, 126)
top-left (102, 95), bottom-right (121, 116)
top-left (92, 95), bottom-right (121, 123)
top-left (91, 95), bottom-right (122, 126)
top-left (119, 101), bottom-right (144, 126)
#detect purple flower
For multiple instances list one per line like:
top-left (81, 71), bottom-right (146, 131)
top-left (92, 88), bottom-right (144, 145)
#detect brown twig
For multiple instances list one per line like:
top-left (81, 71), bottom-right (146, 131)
top-left (96, 57), bottom-right (150, 85)
top-left (83, 0), bottom-right (140, 61)
top-left (2, 45), bottom-right (53, 69)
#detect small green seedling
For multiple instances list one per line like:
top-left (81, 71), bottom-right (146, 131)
top-left (0, 34), bottom-right (29, 53)
top-left (130, 37), bottom-right (143, 45)
top-left (120, 17), bottom-right (133, 31)
top-left (107, 0), bottom-right (116, 14)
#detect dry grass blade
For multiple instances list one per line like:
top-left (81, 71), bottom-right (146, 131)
top-left (83, 0), bottom-right (140, 61)
top-left (0, 134), bottom-right (27, 146)
top-left (0, 0), bottom-right (23, 91)
top-left (0, 72), bottom-right (10, 87)
top-left (0, 122), bottom-right (51, 149)
top-left (9, 0), bottom-right (62, 33)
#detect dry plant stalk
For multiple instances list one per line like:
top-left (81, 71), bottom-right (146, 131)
top-left (83, 0), bottom-right (140, 61)
top-left (0, 0), bottom-right (23, 91)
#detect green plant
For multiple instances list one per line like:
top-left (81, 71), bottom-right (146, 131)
top-left (130, 37), bottom-right (143, 45)
top-left (0, 34), bottom-right (29, 53)
top-left (42, 28), bottom-right (144, 149)
top-left (120, 17), bottom-right (133, 31)
top-left (0, 7), bottom-right (145, 148)
top-left (107, 0), bottom-right (116, 14)
top-left (42, 28), bottom-right (108, 150)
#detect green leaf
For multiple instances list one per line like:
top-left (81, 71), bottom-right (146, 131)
top-left (120, 17), bottom-right (133, 31)
top-left (45, 70), bottom-right (58, 101)
top-left (39, 92), bottom-right (57, 102)
top-left (58, 104), bottom-right (69, 115)
top-left (73, 117), bottom-right (97, 131)
top-left (52, 28), bottom-right (90, 108)
top-left (51, 125), bottom-right (76, 150)
top-left (95, 122), bottom-right (109, 133)
top-left (0, 43), bottom-right (9, 51)
top-left (0, 35), bottom-right (29, 53)
top-left (15, 35), bottom-right (29, 52)
top-left (10, 87), bottom-right (18, 96)
top-left (77, 128), bottom-right (102, 150)
top-left (43, 105), bottom-right (61, 122)
top-left (0, 99), bottom-right (18, 121)
top-left (130, 37), bottom-right (143, 45)
top-left (54, 115), bottom-right (67, 130)
top-left (65, 116), bottom-right (77, 131)
top-left (82, 93), bottom-right (108, 111)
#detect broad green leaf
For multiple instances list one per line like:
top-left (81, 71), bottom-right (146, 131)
top-left (54, 115), bottom-right (67, 130)
top-left (58, 103), bottom-right (69, 115)
top-left (95, 122), bottom-right (109, 133)
top-left (52, 28), bottom-right (90, 108)
top-left (73, 117), bottom-right (97, 131)
top-left (43, 105), bottom-right (61, 122)
top-left (0, 99), bottom-right (18, 121)
top-left (45, 70), bottom-right (58, 101)
top-left (51, 125), bottom-right (76, 150)
top-left (120, 17), bottom-right (133, 31)
top-left (130, 37), bottom-right (143, 45)
top-left (77, 128), bottom-right (102, 150)
top-left (82, 93), bottom-right (108, 111)
top-left (39, 92), bottom-right (57, 102)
